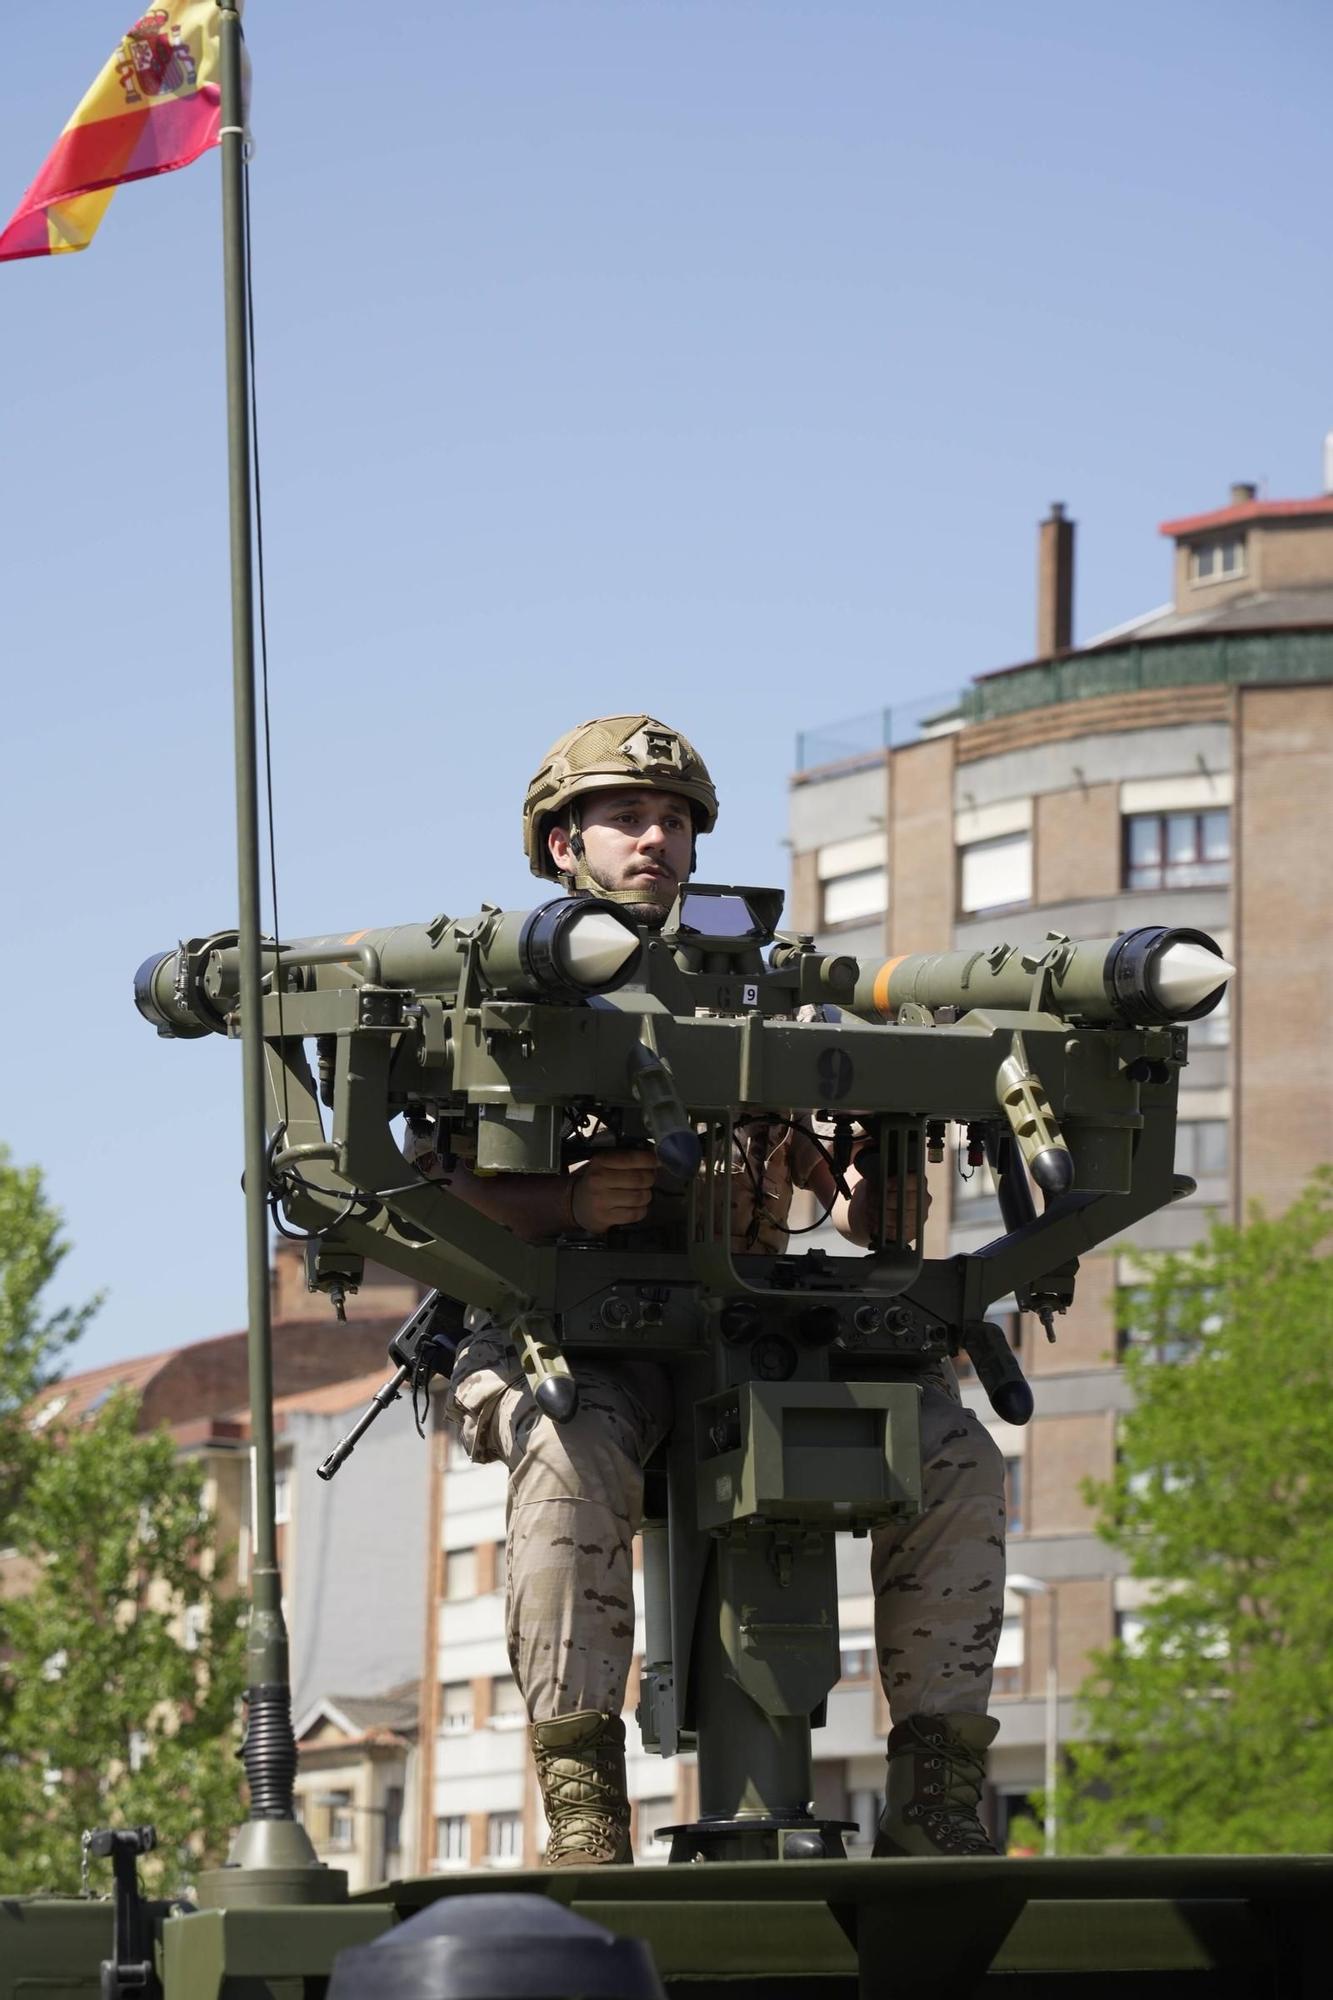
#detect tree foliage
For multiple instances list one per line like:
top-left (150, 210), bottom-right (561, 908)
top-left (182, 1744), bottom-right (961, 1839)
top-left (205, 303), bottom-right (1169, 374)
top-left (0, 1153), bottom-right (245, 1888)
top-left (0, 1389), bottom-right (246, 1892)
top-left (0, 1147), bottom-right (99, 1518)
top-left (1050, 1170), bottom-right (1333, 1854)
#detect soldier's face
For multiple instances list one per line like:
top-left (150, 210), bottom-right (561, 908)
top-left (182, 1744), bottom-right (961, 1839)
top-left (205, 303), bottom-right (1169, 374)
top-left (549, 788), bottom-right (694, 918)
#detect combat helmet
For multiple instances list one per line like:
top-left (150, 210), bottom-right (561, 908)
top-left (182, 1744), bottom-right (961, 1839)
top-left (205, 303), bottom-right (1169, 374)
top-left (523, 715), bottom-right (719, 882)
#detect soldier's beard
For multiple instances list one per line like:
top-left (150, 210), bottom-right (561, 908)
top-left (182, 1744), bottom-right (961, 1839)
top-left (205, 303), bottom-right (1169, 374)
top-left (571, 854), bottom-right (681, 930)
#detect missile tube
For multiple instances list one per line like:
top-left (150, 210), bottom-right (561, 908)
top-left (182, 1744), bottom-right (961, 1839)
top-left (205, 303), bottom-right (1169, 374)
top-left (852, 925), bottom-right (1231, 1028)
top-left (134, 900), bottom-right (644, 1038)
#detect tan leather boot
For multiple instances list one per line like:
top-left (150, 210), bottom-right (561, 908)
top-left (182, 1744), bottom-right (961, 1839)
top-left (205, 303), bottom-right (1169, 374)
top-left (873, 1712), bottom-right (1001, 1857)
top-left (531, 1709), bottom-right (633, 1867)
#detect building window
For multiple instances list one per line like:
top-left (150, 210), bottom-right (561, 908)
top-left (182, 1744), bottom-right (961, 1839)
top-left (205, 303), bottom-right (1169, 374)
top-left (847, 1786), bottom-right (882, 1852)
top-left (181, 1603), bottom-right (206, 1653)
top-left (384, 1785), bottom-right (404, 1857)
top-left (273, 1464), bottom-right (292, 1524)
top-left (634, 1795), bottom-right (676, 1863)
top-left (995, 1789), bottom-right (1039, 1851)
top-left (959, 832), bottom-right (1032, 915)
top-left (441, 1680), bottom-right (474, 1734)
top-left (1175, 1119), bottom-right (1229, 1181)
top-left (838, 1633), bottom-right (874, 1683)
top-left (443, 1546), bottom-right (477, 1601)
top-left (489, 1677), bottom-right (526, 1729)
top-left (954, 1153), bottom-right (998, 1204)
top-left (1124, 809), bottom-right (1230, 891)
top-left (821, 866), bottom-right (888, 928)
top-left (815, 832), bottom-right (888, 931)
top-left (991, 1615), bottom-right (1024, 1698)
top-left (1004, 1455), bottom-right (1024, 1535)
top-left (1116, 1611), bottom-right (1147, 1656)
top-left (435, 1815), bottom-right (468, 1865)
top-left (1117, 1284), bottom-right (1219, 1365)
top-left (325, 1790), bottom-right (355, 1850)
top-left (1189, 538), bottom-right (1245, 583)
top-left (487, 1812), bottom-right (523, 1865)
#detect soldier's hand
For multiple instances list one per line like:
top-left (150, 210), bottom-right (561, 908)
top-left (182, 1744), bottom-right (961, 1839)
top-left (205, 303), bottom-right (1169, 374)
top-left (567, 1150), bottom-right (658, 1233)
top-left (844, 1168), bottom-right (931, 1245)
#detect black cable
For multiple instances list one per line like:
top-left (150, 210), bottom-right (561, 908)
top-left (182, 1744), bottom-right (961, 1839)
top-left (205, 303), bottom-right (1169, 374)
top-left (731, 1115), bottom-right (843, 1239)
top-left (241, 150), bottom-right (290, 1131)
top-left (734, 1113), bottom-right (852, 1202)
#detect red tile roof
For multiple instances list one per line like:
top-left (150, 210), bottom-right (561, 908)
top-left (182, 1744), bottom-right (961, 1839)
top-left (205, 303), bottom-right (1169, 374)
top-left (1160, 495), bottom-right (1333, 538)
top-left (31, 1350), bottom-right (179, 1430)
top-left (256, 1369), bottom-right (392, 1425)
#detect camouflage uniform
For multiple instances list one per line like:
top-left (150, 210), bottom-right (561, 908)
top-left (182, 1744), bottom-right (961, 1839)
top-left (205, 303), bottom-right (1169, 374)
top-left (447, 1326), bottom-right (1005, 1727)
top-left (448, 1328), bottom-right (672, 1722)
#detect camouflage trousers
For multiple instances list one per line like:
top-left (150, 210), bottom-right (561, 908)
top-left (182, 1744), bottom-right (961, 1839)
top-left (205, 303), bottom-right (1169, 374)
top-left (448, 1336), bottom-right (1005, 1726)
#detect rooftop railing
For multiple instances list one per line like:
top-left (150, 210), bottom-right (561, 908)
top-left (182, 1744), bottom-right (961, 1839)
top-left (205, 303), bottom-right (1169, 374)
top-left (795, 693), bottom-right (962, 773)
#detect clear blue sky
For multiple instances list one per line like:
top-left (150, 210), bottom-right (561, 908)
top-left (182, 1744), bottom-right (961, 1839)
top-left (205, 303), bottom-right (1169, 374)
top-left (3, 1), bottom-right (1330, 1371)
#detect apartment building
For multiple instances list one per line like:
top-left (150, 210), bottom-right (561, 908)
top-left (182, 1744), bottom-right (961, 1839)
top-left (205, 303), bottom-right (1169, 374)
top-left (786, 473), bottom-right (1333, 1837)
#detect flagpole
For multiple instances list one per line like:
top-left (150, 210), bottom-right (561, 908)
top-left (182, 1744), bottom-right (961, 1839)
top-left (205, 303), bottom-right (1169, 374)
top-left (200, 0), bottom-right (340, 1902)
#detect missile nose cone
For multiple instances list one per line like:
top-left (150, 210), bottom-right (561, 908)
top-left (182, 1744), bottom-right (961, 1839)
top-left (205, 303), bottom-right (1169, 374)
top-left (1152, 942), bottom-right (1235, 1016)
top-left (560, 908), bottom-right (641, 987)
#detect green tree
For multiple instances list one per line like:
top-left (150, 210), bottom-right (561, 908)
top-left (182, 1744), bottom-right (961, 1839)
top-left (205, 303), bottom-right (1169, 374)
top-left (1050, 1170), bottom-right (1333, 1854)
top-left (0, 1390), bottom-right (245, 1892)
top-left (0, 1147), bottom-right (98, 1518)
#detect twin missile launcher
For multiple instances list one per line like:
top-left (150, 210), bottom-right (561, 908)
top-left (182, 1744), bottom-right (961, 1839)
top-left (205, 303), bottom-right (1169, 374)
top-left (133, 883), bottom-right (1232, 1865)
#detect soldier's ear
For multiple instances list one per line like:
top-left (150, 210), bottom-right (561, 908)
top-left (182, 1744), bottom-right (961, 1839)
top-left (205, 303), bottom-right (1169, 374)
top-left (548, 817), bottom-right (578, 879)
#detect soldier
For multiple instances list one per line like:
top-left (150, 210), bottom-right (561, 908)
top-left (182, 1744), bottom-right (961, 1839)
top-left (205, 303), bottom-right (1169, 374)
top-left (416, 716), bottom-right (1007, 1865)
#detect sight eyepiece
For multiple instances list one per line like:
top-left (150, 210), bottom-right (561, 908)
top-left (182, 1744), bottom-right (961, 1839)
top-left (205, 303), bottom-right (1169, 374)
top-left (133, 948), bottom-right (214, 1039)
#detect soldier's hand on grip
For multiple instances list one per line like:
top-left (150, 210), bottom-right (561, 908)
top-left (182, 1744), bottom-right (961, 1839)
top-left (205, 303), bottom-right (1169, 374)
top-left (568, 1150), bottom-right (658, 1232)
top-left (841, 1156), bottom-right (931, 1246)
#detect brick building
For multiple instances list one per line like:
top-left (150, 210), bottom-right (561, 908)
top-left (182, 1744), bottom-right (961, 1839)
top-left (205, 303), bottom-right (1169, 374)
top-left (786, 474), bottom-right (1333, 1837)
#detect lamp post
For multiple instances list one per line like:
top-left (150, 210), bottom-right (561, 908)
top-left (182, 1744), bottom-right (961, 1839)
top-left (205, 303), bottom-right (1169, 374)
top-left (1008, 1573), bottom-right (1059, 1855)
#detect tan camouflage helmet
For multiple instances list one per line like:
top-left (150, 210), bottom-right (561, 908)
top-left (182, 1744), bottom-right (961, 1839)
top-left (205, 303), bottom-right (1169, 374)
top-left (523, 715), bottom-right (719, 880)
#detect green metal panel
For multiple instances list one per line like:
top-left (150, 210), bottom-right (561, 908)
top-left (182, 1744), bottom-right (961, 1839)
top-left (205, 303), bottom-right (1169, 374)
top-left (0, 1899), bottom-right (111, 2000)
top-left (695, 1381), bottom-right (922, 1532)
top-left (349, 1855), bottom-right (1333, 1995)
top-left (160, 1904), bottom-right (395, 2000)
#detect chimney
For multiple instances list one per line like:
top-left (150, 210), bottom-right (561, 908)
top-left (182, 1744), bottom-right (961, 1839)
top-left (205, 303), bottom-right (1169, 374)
top-left (1229, 481), bottom-right (1258, 506)
top-left (1036, 502), bottom-right (1075, 658)
top-left (1323, 433), bottom-right (1333, 495)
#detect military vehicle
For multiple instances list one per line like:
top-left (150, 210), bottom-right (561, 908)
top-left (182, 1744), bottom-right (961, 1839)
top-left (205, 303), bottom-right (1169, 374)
top-left (13, 891), bottom-right (1333, 1996)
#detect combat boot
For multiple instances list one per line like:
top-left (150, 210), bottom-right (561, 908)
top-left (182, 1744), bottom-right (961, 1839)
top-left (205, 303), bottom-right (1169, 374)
top-left (531, 1709), bottom-right (633, 1866)
top-left (872, 1711), bottom-right (1001, 1857)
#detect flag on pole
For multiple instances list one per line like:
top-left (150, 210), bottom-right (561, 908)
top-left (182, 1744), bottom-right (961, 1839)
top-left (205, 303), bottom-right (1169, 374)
top-left (0, 3), bottom-right (238, 263)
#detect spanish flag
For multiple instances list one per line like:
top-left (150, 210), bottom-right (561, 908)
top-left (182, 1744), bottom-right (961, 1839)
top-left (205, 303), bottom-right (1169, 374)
top-left (0, 3), bottom-right (235, 263)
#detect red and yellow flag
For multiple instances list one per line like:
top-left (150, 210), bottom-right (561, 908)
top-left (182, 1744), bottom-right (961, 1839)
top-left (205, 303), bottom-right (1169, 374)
top-left (0, 3), bottom-right (236, 263)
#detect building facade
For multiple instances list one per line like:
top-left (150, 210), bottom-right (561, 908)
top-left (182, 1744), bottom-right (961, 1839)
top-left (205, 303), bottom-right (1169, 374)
top-left (785, 478), bottom-right (1333, 1837)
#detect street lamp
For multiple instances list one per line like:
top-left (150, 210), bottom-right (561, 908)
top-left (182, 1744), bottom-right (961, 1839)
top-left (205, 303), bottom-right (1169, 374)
top-left (1008, 1573), bottom-right (1059, 1855)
